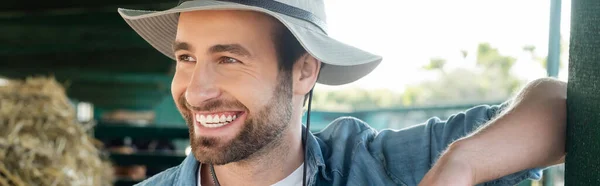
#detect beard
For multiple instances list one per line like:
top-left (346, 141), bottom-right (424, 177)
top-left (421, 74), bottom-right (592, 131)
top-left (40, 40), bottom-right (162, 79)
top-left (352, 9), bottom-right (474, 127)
top-left (177, 74), bottom-right (293, 165)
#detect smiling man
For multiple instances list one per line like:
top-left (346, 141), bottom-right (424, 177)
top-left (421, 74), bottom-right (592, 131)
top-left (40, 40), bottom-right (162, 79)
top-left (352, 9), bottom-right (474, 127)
top-left (118, 0), bottom-right (567, 185)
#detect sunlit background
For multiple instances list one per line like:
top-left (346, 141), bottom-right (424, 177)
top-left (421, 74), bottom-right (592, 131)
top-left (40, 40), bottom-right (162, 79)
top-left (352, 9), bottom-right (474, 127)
top-left (309, 0), bottom-right (571, 112)
top-left (311, 1), bottom-right (569, 185)
top-left (326, 0), bottom-right (570, 88)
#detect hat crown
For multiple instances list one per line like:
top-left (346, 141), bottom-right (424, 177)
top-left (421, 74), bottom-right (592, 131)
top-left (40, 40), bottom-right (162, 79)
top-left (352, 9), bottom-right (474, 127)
top-left (272, 0), bottom-right (326, 22)
top-left (212, 0), bottom-right (328, 33)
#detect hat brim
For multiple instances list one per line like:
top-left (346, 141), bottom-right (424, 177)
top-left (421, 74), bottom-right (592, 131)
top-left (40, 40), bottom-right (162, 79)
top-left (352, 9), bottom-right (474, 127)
top-left (118, 0), bottom-right (382, 85)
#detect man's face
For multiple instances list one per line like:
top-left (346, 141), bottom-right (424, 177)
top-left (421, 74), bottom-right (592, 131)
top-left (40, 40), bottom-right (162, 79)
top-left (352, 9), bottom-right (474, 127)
top-left (172, 10), bottom-right (293, 165)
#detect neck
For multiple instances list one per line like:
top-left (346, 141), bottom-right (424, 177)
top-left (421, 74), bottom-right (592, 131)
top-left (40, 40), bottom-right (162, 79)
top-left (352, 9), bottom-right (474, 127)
top-left (206, 117), bottom-right (304, 186)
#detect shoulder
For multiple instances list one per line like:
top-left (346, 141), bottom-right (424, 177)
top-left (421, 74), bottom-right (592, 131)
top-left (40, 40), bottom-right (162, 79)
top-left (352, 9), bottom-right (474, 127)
top-left (134, 165), bottom-right (181, 186)
top-left (313, 117), bottom-right (414, 185)
top-left (312, 117), bottom-right (378, 174)
top-left (314, 116), bottom-right (378, 145)
top-left (134, 150), bottom-right (200, 185)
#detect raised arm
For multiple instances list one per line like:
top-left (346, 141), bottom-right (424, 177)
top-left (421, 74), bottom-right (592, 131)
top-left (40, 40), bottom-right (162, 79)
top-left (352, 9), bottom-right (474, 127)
top-left (420, 77), bottom-right (567, 185)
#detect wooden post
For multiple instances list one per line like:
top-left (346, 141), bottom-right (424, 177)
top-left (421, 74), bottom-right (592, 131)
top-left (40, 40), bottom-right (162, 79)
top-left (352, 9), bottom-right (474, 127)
top-left (565, 0), bottom-right (600, 184)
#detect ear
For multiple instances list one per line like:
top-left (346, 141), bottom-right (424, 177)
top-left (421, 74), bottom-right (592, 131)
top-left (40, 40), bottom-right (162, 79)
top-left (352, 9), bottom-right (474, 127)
top-left (293, 53), bottom-right (321, 96)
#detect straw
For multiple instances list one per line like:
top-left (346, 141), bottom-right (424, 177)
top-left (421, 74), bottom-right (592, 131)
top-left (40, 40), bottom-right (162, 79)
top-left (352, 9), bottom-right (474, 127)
top-left (0, 76), bottom-right (114, 186)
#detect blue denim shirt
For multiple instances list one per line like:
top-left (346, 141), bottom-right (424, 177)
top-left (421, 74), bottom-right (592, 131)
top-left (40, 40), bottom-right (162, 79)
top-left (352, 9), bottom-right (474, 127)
top-left (136, 104), bottom-right (542, 186)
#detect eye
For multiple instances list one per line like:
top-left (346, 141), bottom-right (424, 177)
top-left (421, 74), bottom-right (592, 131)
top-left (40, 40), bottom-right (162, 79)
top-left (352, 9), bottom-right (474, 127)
top-left (177, 54), bottom-right (196, 63)
top-left (218, 57), bottom-right (241, 64)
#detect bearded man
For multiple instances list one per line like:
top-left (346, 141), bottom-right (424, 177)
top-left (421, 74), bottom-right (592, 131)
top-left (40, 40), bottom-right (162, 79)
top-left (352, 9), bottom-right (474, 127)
top-left (117, 0), bottom-right (567, 185)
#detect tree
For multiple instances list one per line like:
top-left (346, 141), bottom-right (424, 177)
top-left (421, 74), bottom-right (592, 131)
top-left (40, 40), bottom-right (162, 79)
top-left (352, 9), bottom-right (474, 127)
top-left (423, 58), bottom-right (447, 71)
top-left (312, 43), bottom-right (529, 111)
top-left (394, 43), bottom-right (524, 106)
top-left (476, 43), bottom-right (517, 76)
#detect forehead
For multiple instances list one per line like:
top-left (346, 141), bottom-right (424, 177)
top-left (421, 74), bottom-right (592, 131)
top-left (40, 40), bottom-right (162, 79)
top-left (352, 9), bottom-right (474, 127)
top-left (175, 10), bottom-right (282, 58)
top-left (176, 10), bottom-right (278, 40)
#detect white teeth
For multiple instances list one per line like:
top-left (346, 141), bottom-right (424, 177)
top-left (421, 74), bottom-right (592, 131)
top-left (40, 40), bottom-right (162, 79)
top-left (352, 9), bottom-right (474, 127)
top-left (195, 113), bottom-right (239, 128)
top-left (199, 115), bottom-right (206, 124)
top-left (198, 120), bottom-right (230, 128)
top-left (212, 115), bottom-right (219, 123)
top-left (203, 123), bottom-right (221, 128)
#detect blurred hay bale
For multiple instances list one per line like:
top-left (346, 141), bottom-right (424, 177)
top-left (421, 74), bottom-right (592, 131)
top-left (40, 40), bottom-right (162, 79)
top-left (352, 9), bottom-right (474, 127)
top-left (0, 76), bottom-right (114, 186)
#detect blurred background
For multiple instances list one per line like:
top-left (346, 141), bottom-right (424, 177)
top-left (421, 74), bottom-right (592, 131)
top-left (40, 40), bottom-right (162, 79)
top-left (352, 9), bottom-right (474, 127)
top-left (0, 0), bottom-right (568, 185)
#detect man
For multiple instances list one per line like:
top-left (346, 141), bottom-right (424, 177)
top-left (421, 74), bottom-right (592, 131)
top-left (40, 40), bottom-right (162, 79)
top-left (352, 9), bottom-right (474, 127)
top-left (118, 0), bottom-right (567, 185)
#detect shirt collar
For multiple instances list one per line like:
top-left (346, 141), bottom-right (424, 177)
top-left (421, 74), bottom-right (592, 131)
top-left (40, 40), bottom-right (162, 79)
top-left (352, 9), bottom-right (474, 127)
top-left (175, 150), bottom-right (201, 185)
top-left (303, 125), bottom-right (329, 183)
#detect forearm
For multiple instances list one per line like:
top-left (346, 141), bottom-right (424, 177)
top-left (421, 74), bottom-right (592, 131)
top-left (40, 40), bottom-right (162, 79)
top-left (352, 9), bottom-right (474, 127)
top-left (448, 77), bottom-right (567, 183)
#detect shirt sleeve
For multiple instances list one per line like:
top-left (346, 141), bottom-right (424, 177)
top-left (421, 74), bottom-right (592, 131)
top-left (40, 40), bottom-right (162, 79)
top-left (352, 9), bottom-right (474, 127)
top-left (368, 103), bottom-right (543, 186)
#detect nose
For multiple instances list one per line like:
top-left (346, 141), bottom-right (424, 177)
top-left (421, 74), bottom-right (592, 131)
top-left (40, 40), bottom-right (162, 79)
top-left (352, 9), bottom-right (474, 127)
top-left (185, 64), bottom-right (221, 107)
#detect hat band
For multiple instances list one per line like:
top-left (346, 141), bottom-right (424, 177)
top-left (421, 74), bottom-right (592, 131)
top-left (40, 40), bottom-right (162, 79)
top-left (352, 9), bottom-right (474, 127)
top-left (219, 0), bottom-right (328, 34)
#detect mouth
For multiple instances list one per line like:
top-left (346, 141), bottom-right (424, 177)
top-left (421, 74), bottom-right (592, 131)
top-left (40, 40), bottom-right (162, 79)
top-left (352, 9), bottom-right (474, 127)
top-left (194, 111), bottom-right (244, 129)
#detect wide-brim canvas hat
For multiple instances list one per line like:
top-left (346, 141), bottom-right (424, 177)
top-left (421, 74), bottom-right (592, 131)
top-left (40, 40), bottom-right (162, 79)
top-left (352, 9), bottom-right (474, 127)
top-left (118, 0), bottom-right (382, 85)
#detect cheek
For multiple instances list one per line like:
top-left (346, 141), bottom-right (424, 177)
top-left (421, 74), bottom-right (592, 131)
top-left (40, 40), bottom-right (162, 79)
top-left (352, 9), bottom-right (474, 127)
top-left (171, 65), bottom-right (193, 106)
top-left (219, 74), bottom-right (275, 112)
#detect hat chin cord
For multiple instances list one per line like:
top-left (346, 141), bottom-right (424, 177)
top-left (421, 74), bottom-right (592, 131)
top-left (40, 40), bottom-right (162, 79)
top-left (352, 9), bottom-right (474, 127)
top-left (302, 60), bottom-right (322, 186)
top-left (302, 88), bottom-right (314, 186)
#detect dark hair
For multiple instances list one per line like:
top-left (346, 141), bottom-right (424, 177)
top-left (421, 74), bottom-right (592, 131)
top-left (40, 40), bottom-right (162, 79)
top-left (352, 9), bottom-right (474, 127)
top-left (272, 24), bottom-right (307, 74)
top-left (271, 23), bottom-right (316, 105)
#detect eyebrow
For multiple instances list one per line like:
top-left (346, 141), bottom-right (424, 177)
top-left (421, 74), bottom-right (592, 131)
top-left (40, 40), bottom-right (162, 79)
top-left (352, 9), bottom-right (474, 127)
top-left (173, 41), bottom-right (192, 53)
top-left (172, 42), bottom-right (252, 57)
top-left (209, 44), bottom-right (252, 57)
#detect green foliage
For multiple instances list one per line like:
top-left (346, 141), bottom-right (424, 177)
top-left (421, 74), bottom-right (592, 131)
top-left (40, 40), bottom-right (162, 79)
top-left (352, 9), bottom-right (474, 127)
top-left (460, 50), bottom-right (469, 59)
top-left (523, 45), bottom-right (536, 53)
top-left (423, 58), bottom-right (447, 70)
top-left (523, 37), bottom-right (567, 71)
top-left (476, 43), bottom-right (517, 76)
top-left (403, 43), bottom-right (526, 106)
top-left (312, 42), bottom-right (540, 111)
top-left (312, 88), bottom-right (403, 111)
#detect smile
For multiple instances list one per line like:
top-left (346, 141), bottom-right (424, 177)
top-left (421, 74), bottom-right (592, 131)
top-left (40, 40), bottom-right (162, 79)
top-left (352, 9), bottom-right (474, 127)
top-left (195, 111), bottom-right (242, 128)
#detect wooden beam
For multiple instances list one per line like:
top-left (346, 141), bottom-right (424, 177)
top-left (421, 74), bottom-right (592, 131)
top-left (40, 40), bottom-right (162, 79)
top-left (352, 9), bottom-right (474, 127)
top-left (1, 0), bottom-right (176, 12)
top-left (0, 69), bottom-right (173, 85)
top-left (94, 124), bottom-right (188, 139)
top-left (77, 96), bottom-right (166, 110)
top-left (565, 0), bottom-right (600, 184)
top-left (0, 49), bottom-right (174, 74)
top-left (0, 12), bottom-right (154, 56)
